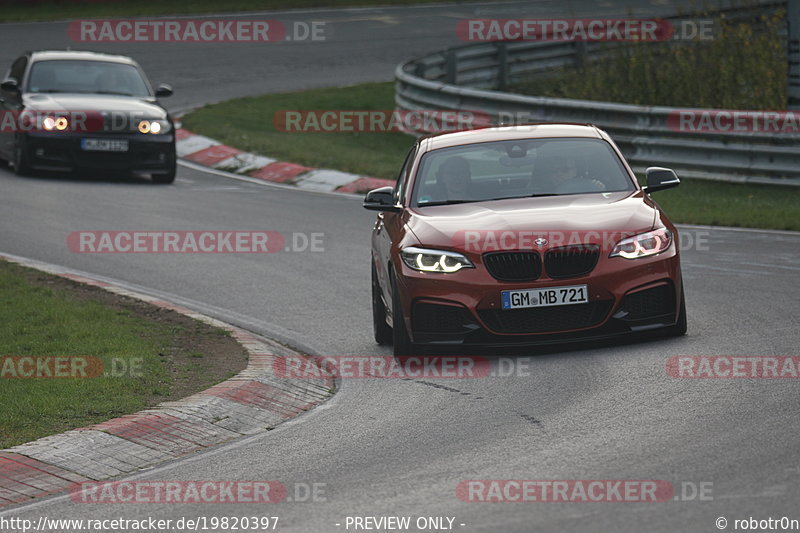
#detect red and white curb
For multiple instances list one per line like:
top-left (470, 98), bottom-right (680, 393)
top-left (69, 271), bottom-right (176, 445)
top-left (176, 128), bottom-right (395, 194)
top-left (0, 253), bottom-right (334, 509)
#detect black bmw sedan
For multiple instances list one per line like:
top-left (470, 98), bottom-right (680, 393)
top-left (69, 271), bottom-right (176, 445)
top-left (0, 50), bottom-right (176, 183)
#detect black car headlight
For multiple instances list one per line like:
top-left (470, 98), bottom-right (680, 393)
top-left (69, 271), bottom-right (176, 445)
top-left (400, 247), bottom-right (474, 273)
top-left (610, 228), bottom-right (673, 259)
top-left (137, 119), bottom-right (171, 135)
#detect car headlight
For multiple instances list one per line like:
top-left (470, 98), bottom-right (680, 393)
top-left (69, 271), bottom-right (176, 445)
top-left (41, 115), bottom-right (69, 131)
top-left (610, 228), bottom-right (673, 259)
top-left (400, 247), bottom-right (474, 273)
top-left (137, 119), bottom-right (171, 134)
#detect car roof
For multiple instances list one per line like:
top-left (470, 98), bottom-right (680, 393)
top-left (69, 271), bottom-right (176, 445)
top-left (422, 123), bottom-right (606, 152)
top-left (28, 50), bottom-right (138, 66)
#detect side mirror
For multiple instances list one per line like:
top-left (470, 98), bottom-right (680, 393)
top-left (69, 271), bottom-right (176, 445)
top-left (1, 78), bottom-right (19, 93)
top-left (644, 167), bottom-right (680, 193)
top-left (363, 186), bottom-right (400, 212)
top-left (155, 84), bottom-right (173, 98)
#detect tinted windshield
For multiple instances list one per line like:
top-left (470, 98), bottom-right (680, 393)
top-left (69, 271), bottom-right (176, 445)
top-left (412, 138), bottom-right (635, 207)
top-left (26, 60), bottom-right (151, 97)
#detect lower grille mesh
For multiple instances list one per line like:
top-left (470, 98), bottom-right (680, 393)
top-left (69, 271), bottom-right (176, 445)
top-left (478, 300), bottom-right (613, 334)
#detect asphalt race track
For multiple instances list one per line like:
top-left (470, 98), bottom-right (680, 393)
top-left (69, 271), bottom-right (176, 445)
top-left (1, 2), bottom-right (799, 532)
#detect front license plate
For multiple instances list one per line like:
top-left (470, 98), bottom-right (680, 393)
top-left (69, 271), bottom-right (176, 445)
top-left (81, 139), bottom-right (129, 152)
top-left (501, 284), bottom-right (589, 310)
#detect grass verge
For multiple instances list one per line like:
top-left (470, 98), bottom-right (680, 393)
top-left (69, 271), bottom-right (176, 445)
top-left (641, 178), bottom-right (798, 231)
top-left (0, 259), bottom-right (248, 449)
top-left (1, 0), bottom-right (465, 23)
top-left (182, 82), bottom-right (413, 179)
top-left (510, 11), bottom-right (787, 109)
top-left (181, 82), bottom-right (799, 231)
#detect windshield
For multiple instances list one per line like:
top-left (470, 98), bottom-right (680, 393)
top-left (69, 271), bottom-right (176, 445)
top-left (412, 138), bottom-right (636, 207)
top-left (26, 60), bottom-right (151, 97)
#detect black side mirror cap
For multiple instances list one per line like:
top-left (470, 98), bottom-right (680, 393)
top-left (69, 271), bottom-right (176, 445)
top-left (363, 186), bottom-right (400, 212)
top-left (155, 84), bottom-right (173, 97)
top-left (643, 167), bottom-right (680, 193)
top-left (1, 78), bottom-right (19, 93)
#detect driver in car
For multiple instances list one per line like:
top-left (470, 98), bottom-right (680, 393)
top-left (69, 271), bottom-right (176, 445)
top-left (437, 156), bottom-right (473, 201)
top-left (534, 156), bottom-right (607, 193)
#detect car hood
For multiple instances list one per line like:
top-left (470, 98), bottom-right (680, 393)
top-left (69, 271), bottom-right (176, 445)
top-left (405, 191), bottom-right (657, 249)
top-left (23, 93), bottom-right (168, 119)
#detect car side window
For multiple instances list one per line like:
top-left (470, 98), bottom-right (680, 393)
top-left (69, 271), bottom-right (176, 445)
top-left (393, 146), bottom-right (416, 206)
top-left (9, 57), bottom-right (27, 84)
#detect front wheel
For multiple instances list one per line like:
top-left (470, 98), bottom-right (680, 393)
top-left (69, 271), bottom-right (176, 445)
top-left (152, 155), bottom-right (176, 184)
top-left (390, 271), bottom-right (415, 356)
top-left (14, 137), bottom-right (32, 176)
top-left (372, 262), bottom-right (392, 345)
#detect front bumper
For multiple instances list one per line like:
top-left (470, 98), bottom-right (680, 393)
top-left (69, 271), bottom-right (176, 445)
top-left (21, 131), bottom-right (175, 172)
top-left (394, 248), bottom-right (683, 347)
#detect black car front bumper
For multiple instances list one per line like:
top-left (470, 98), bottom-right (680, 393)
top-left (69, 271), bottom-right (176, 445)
top-left (21, 131), bottom-right (175, 173)
top-left (410, 281), bottom-right (681, 348)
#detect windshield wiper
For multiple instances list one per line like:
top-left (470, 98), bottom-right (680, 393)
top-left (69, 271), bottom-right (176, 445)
top-left (94, 90), bottom-right (134, 96)
top-left (486, 193), bottom-right (560, 201)
top-left (417, 199), bottom-right (473, 207)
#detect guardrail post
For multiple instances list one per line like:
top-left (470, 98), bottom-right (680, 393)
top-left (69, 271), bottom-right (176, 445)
top-left (445, 51), bottom-right (457, 85)
top-left (789, 0), bottom-right (800, 109)
top-left (497, 43), bottom-right (509, 91)
top-left (574, 41), bottom-right (587, 69)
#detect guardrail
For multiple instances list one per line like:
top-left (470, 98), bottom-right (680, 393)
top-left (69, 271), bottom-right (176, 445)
top-left (394, 2), bottom-right (800, 186)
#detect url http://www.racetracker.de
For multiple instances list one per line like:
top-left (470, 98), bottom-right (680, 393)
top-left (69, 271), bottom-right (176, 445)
top-left (1, 515), bottom-right (280, 532)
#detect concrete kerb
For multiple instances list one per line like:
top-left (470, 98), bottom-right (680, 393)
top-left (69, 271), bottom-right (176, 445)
top-left (0, 253), bottom-right (335, 509)
top-left (175, 126), bottom-right (395, 194)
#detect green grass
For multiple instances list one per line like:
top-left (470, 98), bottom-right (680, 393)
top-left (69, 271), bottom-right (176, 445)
top-left (511, 10), bottom-right (787, 109)
top-left (643, 178), bottom-right (799, 231)
top-left (182, 82), bottom-right (414, 179)
top-left (0, 260), bottom-right (239, 448)
top-left (0, 0), bottom-right (467, 23)
top-left (182, 82), bottom-right (799, 231)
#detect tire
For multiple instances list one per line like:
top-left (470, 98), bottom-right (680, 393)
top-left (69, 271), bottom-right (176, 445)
top-left (372, 262), bottom-right (393, 345)
top-left (390, 270), bottom-right (415, 356)
top-left (151, 155), bottom-right (176, 184)
top-left (13, 137), bottom-right (32, 176)
top-left (667, 280), bottom-right (687, 337)
top-left (152, 168), bottom-right (175, 184)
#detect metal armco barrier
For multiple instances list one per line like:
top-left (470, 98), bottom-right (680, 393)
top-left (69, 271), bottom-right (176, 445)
top-left (395, 1), bottom-right (800, 186)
